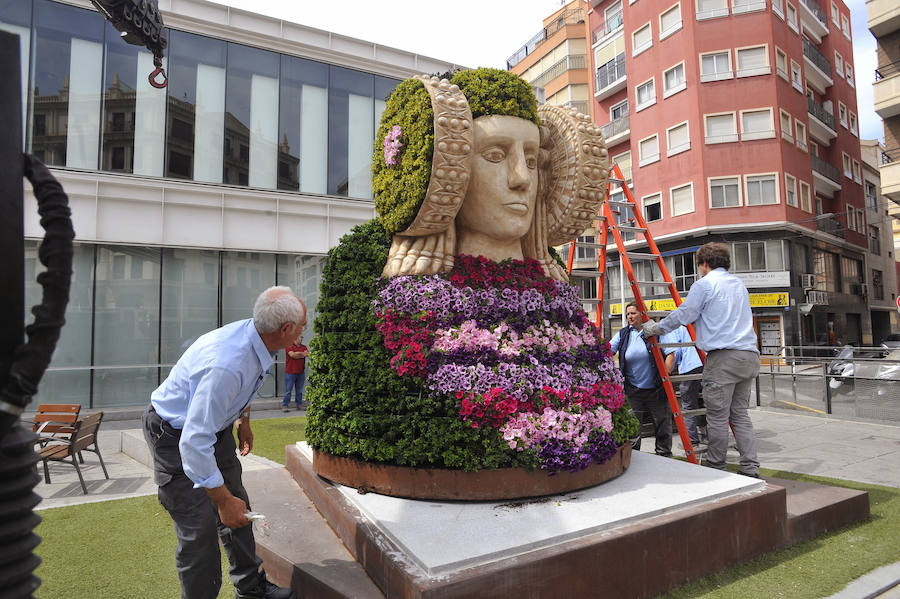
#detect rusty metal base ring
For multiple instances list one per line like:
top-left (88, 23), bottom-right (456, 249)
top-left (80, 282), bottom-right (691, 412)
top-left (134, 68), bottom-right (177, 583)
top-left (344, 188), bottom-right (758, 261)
top-left (312, 444), bottom-right (631, 501)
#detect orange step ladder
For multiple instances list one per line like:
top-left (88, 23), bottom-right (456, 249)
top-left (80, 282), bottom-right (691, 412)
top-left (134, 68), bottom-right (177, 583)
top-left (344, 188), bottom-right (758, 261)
top-left (567, 163), bottom-right (706, 464)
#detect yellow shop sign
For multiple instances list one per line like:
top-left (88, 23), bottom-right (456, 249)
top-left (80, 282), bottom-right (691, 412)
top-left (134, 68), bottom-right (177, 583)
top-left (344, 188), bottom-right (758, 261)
top-left (608, 292), bottom-right (789, 315)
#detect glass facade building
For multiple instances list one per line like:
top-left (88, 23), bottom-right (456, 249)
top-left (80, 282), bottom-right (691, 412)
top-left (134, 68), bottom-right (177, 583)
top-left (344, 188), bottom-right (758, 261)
top-left (6, 0), bottom-right (456, 408)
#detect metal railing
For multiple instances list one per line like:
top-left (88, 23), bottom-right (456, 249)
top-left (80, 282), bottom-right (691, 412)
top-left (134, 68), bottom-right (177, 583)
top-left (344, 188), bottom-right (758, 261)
top-left (802, 38), bottom-right (832, 78)
top-left (507, 9), bottom-right (585, 69)
top-left (600, 115), bottom-right (630, 140)
top-left (563, 100), bottom-right (589, 115)
top-left (875, 59), bottom-right (900, 80)
top-left (798, 0), bottom-right (828, 26)
top-left (807, 96), bottom-right (836, 131)
top-left (530, 54), bottom-right (587, 89)
top-left (815, 214), bottom-right (844, 238)
top-left (592, 11), bottom-right (624, 43)
top-left (883, 147), bottom-right (900, 164)
top-left (755, 346), bottom-right (900, 423)
top-left (811, 154), bottom-right (841, 183)
top-left (595, 53), bottom-right (626, 92)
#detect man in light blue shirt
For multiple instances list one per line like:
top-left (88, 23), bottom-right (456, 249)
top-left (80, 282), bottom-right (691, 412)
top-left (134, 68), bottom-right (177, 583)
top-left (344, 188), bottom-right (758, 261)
top-left (143, 286), bottom-right (305, 599)
top-left (666, 325), bottom-right (704, 446)
top-left (643, 243), bottom-right (761, 478)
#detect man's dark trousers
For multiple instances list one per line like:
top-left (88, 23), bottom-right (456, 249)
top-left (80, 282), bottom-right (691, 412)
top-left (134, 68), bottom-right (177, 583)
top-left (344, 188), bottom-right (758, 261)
top-left (143, 405), bottom-right (263, 599)
top-left (625, 383), bottom-right (673, 457)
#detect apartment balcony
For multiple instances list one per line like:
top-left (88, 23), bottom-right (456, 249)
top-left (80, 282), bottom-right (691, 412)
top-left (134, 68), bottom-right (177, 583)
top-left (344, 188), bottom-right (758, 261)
top-left (798, 0), bottom-right (829, 41)
top-left (874, 61), bottom-right (900, 119)
top-left (562, 100), bottom-right (590, 116)
top-left (883, 148), bottom-right (900, 203)
top-left (600, 115), bottom-right (630, 147)
top-left (530, 54), bottom-right (587, 90)
top-left (867, 0), bottom-right (900, 37)
top-left (507, 8), bottom-right (585, 69)
top-left (811, 154), bottom-right (841, 199)
top-left (802, 38), bottom-right (833, 95)
top-left (807, 97), bottom-right (837, 145)
top-left (815, 214), bottom-right (845, 239)
top-left (592, 12), bottom-right (624, 45)
top-left (594, 53), bottom-right (626, 100)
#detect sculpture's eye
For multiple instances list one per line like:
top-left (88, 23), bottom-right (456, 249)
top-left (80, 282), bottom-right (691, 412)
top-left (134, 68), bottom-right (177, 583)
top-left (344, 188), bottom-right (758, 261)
top-left (482, 148), bottom-right (505, 163)
top-left (525, 154), bottom-right (537, 169)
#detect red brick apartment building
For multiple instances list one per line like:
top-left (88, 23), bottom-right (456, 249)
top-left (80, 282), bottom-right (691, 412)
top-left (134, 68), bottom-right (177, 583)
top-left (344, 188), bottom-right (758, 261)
top-left (515, 0), bottom-right (882, 349)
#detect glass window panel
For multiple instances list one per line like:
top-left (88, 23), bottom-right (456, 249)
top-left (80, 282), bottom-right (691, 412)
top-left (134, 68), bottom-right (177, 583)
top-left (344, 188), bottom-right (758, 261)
top-left (278, 55), bottom-right (329, 193)
top-left (24, 241), bottom-right (94, 407)
top-left (746, 174), bottom-right (776, 205)
top-left (161, 248), bottom-right (219, 364)
top-left (737, 47), bottom-right (767, 69)
top-left (224, 43), bottom-right (280, 188)
top-left (93, 246), bottom-right (161, 407)
top-left (664, 64), bottom-right (684, 89)
top-left (671, 184), bottom-right (693, 215)
top-left (661, 5), bottom-right (681, 31)
top-left (31, 0), bottom-right (105, 167)
top-left (742, 110), bottom-right (771, 132)
top-left (668, 123), bottom-right (688, 147)
top-left (734, 243), bottom-right (751, 271)
top-left (1, 0), bottom-right (33, 146)
top-left (766, 240), bottom-right (783, 271)
top-left (639, 136), bottom-right (658, 159)
top-left (328, 66), bottom-right (374, 197)
top-left (749, 242), bottom-right (766, 270)
top-left (223, 252), bottom-right (275, 396)
top-left (707, 114), bottom-right (735, 136)
top-left (633, 24), bottom-right (651, 49)
top-left (101, 21), bottom-right (168, 176)
top-left (165, 30), bottom-right (226, 182)
top-left (636, 80), bottom-right (654, 104)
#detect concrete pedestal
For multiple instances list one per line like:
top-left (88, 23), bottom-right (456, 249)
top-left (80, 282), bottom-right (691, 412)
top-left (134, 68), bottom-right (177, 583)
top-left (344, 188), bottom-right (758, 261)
top-left (284, 443), bottom-right (786, 598)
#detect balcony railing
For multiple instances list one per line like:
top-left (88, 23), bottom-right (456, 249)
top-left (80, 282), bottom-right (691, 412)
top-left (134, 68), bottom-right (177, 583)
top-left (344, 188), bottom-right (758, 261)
top-left (600, 115), bottom-right (630, 140)
top-left (875, 60), bottom-right (900, 81)
top-left (802, 38), bottom-right (832, 78)
top-left (592, 11), bottom-right (624, 43)
top-left (811, 154), bottom-right (841, 183)
top-left (595, 53), bottom-right (626, 92)
top-left (530, 54), bottom-right (587, 89)
top-left (807, 96), bottom-right (836, 130)
top-left (883, 147), bottom-right (900, 164)
top-left (563, 100), bottom-right (589, 115)
top-left (507, 9), bottom-right (585, 69)
top-left (799, 0), bottom-right (828, 27)
top-left (816, 215), bottom-right (844, 238)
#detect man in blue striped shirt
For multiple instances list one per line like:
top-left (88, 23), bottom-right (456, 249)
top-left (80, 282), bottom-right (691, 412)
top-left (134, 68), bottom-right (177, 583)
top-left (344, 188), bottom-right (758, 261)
top-left (643, 243), bottom-right (761, 478)
top-left (143, 286), bottom-right (305, 599)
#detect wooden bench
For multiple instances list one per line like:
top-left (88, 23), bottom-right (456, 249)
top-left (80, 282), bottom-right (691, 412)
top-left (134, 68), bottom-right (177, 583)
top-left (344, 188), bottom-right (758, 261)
top-left (37, 412), bottom-right (110, 494)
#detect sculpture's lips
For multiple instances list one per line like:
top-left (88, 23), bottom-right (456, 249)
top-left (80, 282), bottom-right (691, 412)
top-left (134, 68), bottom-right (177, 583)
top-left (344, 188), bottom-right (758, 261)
top-left (504, 202), bottom-right (530, 214)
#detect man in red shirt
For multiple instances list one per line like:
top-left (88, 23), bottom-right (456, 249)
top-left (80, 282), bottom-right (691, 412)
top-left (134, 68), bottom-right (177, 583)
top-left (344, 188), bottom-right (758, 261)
top-left (282, 333), bottom-right (309, 411)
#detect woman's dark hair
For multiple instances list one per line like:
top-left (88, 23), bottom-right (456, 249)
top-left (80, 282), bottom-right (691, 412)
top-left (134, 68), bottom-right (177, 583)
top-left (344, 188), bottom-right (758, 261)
top-left (695, 242), bottom-right (731, 270)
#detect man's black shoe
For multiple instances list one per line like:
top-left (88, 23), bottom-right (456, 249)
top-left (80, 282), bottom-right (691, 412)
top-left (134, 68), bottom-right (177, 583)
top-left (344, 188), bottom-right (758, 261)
top-left (738, 471), bottom-right (761, 479)
top-left (234, 579), bottom-right (295, 599)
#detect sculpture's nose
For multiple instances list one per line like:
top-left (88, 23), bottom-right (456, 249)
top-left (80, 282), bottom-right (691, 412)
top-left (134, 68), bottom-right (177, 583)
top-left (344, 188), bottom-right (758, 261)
top-left (508, 146), bottom-right (530, 190)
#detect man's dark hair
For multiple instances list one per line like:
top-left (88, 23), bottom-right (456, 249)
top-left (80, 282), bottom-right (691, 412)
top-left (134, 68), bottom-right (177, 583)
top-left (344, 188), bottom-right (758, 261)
top-left (696, 242), bottom-right (731, 270)
top-left (625, 301), bottom-right (639, 312)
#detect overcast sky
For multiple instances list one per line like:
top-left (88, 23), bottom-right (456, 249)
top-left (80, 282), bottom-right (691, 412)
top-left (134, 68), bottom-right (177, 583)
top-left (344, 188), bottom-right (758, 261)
top-left (210, 0), bottom-right (882, 143)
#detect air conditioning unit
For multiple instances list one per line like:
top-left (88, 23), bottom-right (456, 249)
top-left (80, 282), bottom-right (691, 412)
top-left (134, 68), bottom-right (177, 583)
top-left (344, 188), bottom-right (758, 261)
top-left (800, 274), bottom-right (816, 289)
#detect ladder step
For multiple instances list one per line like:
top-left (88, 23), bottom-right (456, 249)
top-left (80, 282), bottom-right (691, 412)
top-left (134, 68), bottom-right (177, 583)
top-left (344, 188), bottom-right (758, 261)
top-left (681, 408), bottom-right (707, 417)
top-left (624, 252), bottom-right (658, 261)
top-left (657, 342), bottom-right (695, 348)
top-left (617, 225), bottom-right (647, 233)
top-left (569, 270), bottom-right (601, 278)
top-left (632, 279), bottom-right (673, 286)
top-left (579, 299), bottom-right (602, 304)
top-left (570, 242), bottom-right (606, 249)
top-left (607, 200), bottom-right (632, 207)
top-left (608, 176), bottom-right (626, 184)
top-left (670, 374), bottom-right (704, 382)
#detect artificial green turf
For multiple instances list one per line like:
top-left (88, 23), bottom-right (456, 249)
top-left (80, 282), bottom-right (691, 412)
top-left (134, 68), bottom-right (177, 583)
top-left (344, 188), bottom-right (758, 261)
top-left (35, 416), bottom-right (307, 599)
top-left (33, 418), bottom-right (900, 599)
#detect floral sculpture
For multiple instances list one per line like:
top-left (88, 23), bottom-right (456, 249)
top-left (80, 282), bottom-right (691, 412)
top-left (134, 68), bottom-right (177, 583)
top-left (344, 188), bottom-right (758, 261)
top-left (306, 69), bottom-right (638, 488)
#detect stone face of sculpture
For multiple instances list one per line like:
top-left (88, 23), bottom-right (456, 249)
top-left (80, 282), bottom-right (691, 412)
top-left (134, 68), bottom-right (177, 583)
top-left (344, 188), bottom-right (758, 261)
top-left (455, 115), bottom-right (539, 263)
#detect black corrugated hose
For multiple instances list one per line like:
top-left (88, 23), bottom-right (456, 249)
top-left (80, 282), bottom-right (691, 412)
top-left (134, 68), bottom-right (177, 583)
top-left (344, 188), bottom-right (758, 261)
top-left (0, 155), bottom-right (73, 599)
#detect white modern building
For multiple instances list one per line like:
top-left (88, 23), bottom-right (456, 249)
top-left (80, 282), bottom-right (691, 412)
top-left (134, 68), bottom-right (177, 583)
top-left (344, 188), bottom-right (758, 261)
top-left (3, 0), bottom-right (458, 408)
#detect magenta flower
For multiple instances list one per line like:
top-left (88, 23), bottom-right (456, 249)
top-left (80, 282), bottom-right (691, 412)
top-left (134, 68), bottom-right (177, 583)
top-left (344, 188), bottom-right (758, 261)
top-left (383, 125), bottom-right (403, 166)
